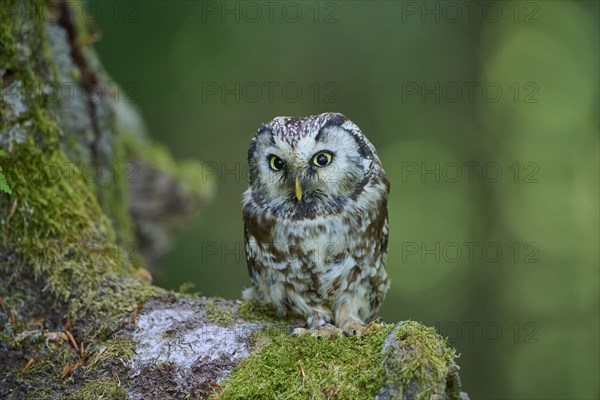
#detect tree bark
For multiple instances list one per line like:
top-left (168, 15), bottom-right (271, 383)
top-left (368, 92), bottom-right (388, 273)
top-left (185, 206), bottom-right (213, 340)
top-left (0, 1), bottom-right (468, 399)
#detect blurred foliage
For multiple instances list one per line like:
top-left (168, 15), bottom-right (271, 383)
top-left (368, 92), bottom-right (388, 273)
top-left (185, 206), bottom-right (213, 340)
top-left (93, 1), bottom-right (599, 398)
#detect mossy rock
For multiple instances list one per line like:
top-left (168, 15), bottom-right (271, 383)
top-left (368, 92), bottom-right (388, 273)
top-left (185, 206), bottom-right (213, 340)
top-left (123, 297), bottom-right (467, 400)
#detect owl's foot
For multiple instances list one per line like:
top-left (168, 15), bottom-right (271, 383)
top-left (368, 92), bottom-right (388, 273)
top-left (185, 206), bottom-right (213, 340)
top-left (340, 318), bottom-right (385, 337)
top-left (291, 323), bottom-right (344, 338)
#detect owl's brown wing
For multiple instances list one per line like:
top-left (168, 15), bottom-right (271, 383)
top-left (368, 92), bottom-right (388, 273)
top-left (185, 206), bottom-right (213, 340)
top-left (380, 212), bottom-right (389, 258)
top-left (242, 204), bottom-right (274, 283)
top-left (377, 174), bottom-right (390, 257)
top-left (364, 175), bottom-right (390, 314)
top-left (243, 220), bottom-right (258, 283)
top-left (244, 228), bottom-right (260, 284)
top-left (365, 176), bottom-right (389, 257)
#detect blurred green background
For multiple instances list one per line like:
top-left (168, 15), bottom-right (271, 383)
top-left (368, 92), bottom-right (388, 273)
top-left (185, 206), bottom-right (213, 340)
top-left (93, 1), bottom-right (599, 398)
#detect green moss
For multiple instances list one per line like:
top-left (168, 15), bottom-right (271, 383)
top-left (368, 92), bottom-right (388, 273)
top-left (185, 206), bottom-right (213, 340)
top-left (218, 321), bottom-right (460, 400)
top-left (382, 321), bottom-right (459, 400)
top-left (69, 378), bottom-right (127, 400)
top-left (156, 360), bottom-right (175, 370)
top-left (29, 344), bottom-right (75, 377)
top-left (0, 1), bottom-right (18, 70)
top-left (0, 149), bottom-right (11, 194)
top-left (396, 321), bottom-right (456, 380)
top-left (0, 1), bottom-right (57, 116)
top-left (204, 299), bottom-right (235, 325)
top-left (0, 329), bottom-right (12, 344)
top-left (0, 2), bottom-right (160, 317)
top-left (85, 337), bottom-right (134, 373)
top-left (97, 130), bottom-right (137, 254)
top-left (0, 140), bottom-right (161, 320)
top-left (0, 324), bottom-right (80, 396)
top-left (0, 320), bottom-right (136, 398)
top-left (0, 1), bottom-right (195, 397)
top-left (218, 325), bottom-right (394, 400)
top-left (237, 301), bottom-right (279, 323)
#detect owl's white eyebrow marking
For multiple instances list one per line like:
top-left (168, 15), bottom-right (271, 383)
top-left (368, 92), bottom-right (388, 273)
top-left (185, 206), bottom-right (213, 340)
top-left (262, 113), bottom-right (348, 146)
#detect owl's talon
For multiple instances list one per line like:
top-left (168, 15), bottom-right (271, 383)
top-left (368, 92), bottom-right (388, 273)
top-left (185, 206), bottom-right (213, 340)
top-left (360, 319), bottom-right (386, 335)
top-left (339, 318), bottom-right (386, 337)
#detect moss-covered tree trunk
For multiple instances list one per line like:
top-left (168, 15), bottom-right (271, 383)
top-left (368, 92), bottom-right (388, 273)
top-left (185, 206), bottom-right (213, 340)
top-left (1, 1), bottom-right (468, 399)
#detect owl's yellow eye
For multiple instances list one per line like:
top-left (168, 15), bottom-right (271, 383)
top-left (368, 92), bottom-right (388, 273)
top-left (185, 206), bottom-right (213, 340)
top-left (313, 151), bottom-right (333, 167)
top-left (269, 155), bottom-right (285, 171)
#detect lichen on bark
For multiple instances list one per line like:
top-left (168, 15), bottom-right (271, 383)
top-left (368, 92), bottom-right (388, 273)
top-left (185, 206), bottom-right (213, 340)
top-left (0, 0), bottom-right (212, 321)
top-left (1, 0), bottom-right (212, 398)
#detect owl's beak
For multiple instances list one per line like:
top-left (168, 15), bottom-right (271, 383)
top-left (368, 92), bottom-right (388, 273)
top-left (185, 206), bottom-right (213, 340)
top-left (294, 176), bottom-right (303, 202)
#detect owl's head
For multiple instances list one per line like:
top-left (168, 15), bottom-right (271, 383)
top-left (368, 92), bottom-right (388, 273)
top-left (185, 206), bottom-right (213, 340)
top-left (247, 113), bottom-right (379, 209)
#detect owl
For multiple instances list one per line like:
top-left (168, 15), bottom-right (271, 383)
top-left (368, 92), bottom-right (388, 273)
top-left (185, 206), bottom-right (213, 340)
top-left (242, 112), bottom-right (390, 336)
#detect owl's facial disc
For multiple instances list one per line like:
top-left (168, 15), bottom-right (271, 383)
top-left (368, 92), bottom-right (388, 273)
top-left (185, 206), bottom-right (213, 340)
top-left (249, 120), bottom-right (370, 206)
